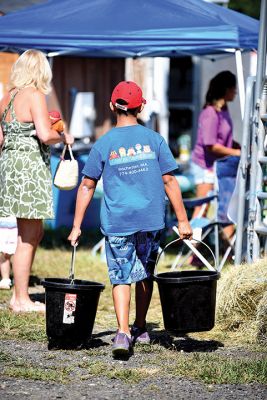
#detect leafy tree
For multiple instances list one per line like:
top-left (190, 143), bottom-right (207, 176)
top-left (228, 0), bottom-right (261, 19)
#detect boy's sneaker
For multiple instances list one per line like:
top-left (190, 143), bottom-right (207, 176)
top-left (131, 324), bottom-right (150, 345)
top-left (112, 331), bottom-right (132, 357)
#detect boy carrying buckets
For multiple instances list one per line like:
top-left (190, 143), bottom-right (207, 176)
top-left (68, 81), bottom-right (192, 357)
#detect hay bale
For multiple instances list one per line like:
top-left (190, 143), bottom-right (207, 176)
top-left (216, 259), bottom-right (267, 339)
top-left (256, 291), bottom-right (267, 344)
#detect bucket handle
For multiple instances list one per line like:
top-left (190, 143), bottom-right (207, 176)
top-left (154, 229), bottom-right (217, 276)
top-left (69, 245), bottom-right (77, 284)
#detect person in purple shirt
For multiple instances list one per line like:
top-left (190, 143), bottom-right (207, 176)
top-left (191, 71), bottom-right (241, 230)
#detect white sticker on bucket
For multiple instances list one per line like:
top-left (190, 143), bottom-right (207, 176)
top-left (63, 293), bottom-right (77, 324)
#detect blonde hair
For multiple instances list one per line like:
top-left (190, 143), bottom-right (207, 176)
top-left (9, 49), bottom-right (52, 94)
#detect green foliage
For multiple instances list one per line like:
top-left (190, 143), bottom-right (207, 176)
top-left (229, 0), bottom-right (261, 19)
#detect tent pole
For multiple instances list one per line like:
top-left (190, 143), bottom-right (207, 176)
top-left (234, 76), bottom-right (255, 265)
top-left (235, 49), bottom-right (245, 120)
top-left (153, 58), bottom-right (170, 143)
top-left (248, 0), bottom-right (267, 262)
top-left (253, 0), bottom-right (267, 107)
top-left (48, 55), bottom-right (54, 69)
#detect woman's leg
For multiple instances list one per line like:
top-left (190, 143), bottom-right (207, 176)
top-left (10, 218), bottom-right (44, 312)
top-left (0, 253), bottom-right (12, 289)
top-left (0, 253), bottom-right (11, 280)
top-left (192, 182), bottom-right (214, 219)
top-left (223, 224), bottom-right (235, 240)
top-left (112, 284), bottom-right (131, 335)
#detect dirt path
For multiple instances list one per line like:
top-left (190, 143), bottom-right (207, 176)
top-left (1, 333), bottom-right (266, 400)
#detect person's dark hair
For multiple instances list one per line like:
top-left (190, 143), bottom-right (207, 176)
top-left (204, 70), bottom-right (236, 107)
top-left (114, 98), bottom-right (141, 116)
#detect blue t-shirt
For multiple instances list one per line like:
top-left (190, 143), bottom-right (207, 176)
top-left (82, 124), bottom-right (177, 236)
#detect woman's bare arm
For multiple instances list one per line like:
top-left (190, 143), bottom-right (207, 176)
top-left (68, 177), bottom-right (97, 245)
top-left (207, 143), bottom-right (240, 157)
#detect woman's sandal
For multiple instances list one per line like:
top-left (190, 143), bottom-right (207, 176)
top-left (9, 301), bottom-right (46, 314)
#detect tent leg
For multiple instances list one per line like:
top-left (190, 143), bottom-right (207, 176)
top-left (235, 49), bottom-right (245, 120)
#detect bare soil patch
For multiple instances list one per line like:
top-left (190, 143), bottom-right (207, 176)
top-left (0, 329), bottom-right (266, 400)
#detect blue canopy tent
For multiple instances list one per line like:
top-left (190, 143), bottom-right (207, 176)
top-left (0, 0), bottom-right (260, 232)
top-left (0, 0), bottom-right (259, 57)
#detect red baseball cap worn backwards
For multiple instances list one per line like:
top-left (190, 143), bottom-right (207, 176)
top-left (111, 81), bottom-right (146, 111)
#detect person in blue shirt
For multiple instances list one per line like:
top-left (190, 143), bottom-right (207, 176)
top-left (68, 81), bottom-right (192, 357)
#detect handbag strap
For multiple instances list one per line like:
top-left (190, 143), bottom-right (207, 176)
top-left (60, 144), bottom-right (75, 161)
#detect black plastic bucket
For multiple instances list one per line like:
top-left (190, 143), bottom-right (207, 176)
top-left (42, 278), bottom-right (105, 349)
top-left (154, 270), bottom-right (220, 334)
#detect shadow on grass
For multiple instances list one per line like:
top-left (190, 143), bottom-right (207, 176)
top-left (29, 275), bottom-right (43, 287)
top-left (47, 339), bottom-right (109, 351)
top-left (148, 323), bottom-right (224, 353)
top-left (47, 335), bottom-right (110, 351)
top-left (171, 335), bottom-right (223, 352)
top-left (30, 292), bottom-right (45, 303)
top-left (85, 337), bottom-right (109, 350)
top-left (112, 349), bottom-right (134, 361)
top-left (92, 330), bottom-right (114, 339)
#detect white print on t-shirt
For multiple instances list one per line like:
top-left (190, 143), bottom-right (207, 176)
top-left (127, 147), bottom-right (136, 156)
top-left (109, 144), bottom-right (155, 166)
top-left (118, 162), bottom-right (149, 176)
top-left (143, 145), bottom-right (151, 153)
top-left (118, 147), bottom-right (127, 157)
top-left (135, 144), bottom-right (142, 153)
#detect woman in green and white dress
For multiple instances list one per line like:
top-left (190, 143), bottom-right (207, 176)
top-left (0, 50), bottom-right (74, 313)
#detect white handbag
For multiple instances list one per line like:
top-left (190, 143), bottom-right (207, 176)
top-left (53, 145), bottom-right (79, 190)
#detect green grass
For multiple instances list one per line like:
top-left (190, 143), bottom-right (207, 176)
top-left (0, 310), bottom-right (46, 341)
top-left (59, 351), bottom-right (267, 385)
top-left (0, 350), bottom-right (13, 363)
top-left (81, 360), bottom-right (153, 384)
top-left (3, 365), bottom-right (70, 383)
top-left (0, 350), bottom-right (72, 383)
top-left (0, 247), bottom-right (265, 348)
top-left (1, 346), bottom-right (266, 385)
top-left (0, 247), bottom-right (266, 386)
top-left (166, 353), bottom-right (267, 384)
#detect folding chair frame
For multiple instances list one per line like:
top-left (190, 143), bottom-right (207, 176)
top-left (169, 194), bottom-right (235, 271)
